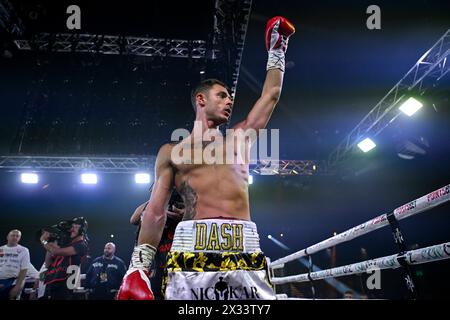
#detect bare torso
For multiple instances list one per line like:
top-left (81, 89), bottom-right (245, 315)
top-left (167, 136), bottom-right (251, 221)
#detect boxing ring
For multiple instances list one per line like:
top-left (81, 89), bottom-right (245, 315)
top-left (268, 184), bottom-right (450, 299)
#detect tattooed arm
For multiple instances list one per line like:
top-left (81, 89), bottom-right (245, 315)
top-left (138, 143), bottom-right (174, 247)
top-left (179, 180), bottom-right (198, 221)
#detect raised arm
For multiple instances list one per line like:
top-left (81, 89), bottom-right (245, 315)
top-left (233, 16), bottom-right (295, 131)
top-left (234, 69), bottom-right (284, 131)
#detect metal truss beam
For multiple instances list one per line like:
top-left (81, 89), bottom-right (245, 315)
top-left (0, 0), bottom-right (25, 35)
top-left (13, 33), bottom-right (217, 59)
top-left (328, 29), bottom-right (450, 168)
top-left (212, 0), bottom-right (252, 99)
top-left (0, 156), bottom-right (325, 175)
top-left (251, 160), bottom-right (325, 176)
top-left (0, 155), bottom-right (156, 174)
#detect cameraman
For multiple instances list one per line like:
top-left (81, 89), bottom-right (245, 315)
top-left (40, 218), bottom-right (88, 300)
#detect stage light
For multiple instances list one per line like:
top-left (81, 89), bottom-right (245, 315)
top-left (81, 173), bottom-right (97, 184)
top-left (248, 175), bottom-right (253, 185)
top-left (399, 97), bottom-right (423, 116)
top-left (135, 173), bottom-right (150, 184)
top-left (357, 138), bottom-right (376, 153)
top-left (268, 235), bottom-right (272, 239)
top-left (21, 173), bottom-right (38, 184)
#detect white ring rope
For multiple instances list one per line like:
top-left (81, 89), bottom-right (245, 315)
top-left (270, 184), bottom-right (450, 268)
top-left (271, 241), bottom-right (450, 285)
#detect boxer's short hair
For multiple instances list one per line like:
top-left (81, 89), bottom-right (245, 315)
top-left (190, 79), bottom-right (229, 112)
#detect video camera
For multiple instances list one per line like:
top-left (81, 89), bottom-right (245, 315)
top-left (36, 217), bottom-right (88, 247)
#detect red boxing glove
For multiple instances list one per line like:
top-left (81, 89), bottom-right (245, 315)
top-left (265, 16), bottom-right (295, 72)
top-left (117, 268), bottom-right (154, 300)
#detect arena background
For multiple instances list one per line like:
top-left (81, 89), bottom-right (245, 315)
top-left (0, 0), bottom-right (449, 299)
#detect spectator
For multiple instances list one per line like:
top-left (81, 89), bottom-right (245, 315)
top-left (0, 229), bottom-right (30, 300)
top-left (86, 242), bottom-right (126, 300)
top-left (343, 290), bottom-right (354, 299)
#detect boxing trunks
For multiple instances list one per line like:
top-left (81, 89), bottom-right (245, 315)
top-left (163, 218), bottom-right (275, 300)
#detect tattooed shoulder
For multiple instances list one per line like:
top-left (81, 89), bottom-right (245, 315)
top-left (179, 181), bottom-right (198, 221)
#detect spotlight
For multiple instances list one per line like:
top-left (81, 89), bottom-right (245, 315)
top-left (21, 173), bottom-right (38, 184)
top-left (280, 233), bottom-right (284, 237)
top-left (248, 175), bottom-right (253, 185)
top-left (110, 234), bottom-right (114, 238)
top-left (268, 235), bottom-right (272, 239)
top-left (357, 138), bottom-right (376, 153)
top-left (135, 173), bottom-right (150, 184)
top-left (81, 173), bottom-right (97, 184)
top-left (399, 97), bottom-right (423, 116)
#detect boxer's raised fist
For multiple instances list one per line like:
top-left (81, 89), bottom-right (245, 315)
top-left (265, 16), bottom-right (295, 72)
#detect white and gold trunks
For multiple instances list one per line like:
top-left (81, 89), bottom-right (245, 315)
top-left (163, 218), bottom-right (275, 300)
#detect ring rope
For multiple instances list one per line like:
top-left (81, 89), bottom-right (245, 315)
top-left (271, 241), bottom-right (450, 285)
top-left (270, 184), bottom-right (450, 268)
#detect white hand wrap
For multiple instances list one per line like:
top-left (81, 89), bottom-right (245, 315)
top-left (130, 243), bottom-right (156, 269)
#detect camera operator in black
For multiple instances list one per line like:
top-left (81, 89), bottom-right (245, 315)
top-left (39, 217), bottom-right (88, 300)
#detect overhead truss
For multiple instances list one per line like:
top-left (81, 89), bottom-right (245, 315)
top-left (328, 29), bottom-right (450, 169)
top-left (0, 156), bottom-right (325, 175)
top-left (14, 33), bottom-right (215, 59)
